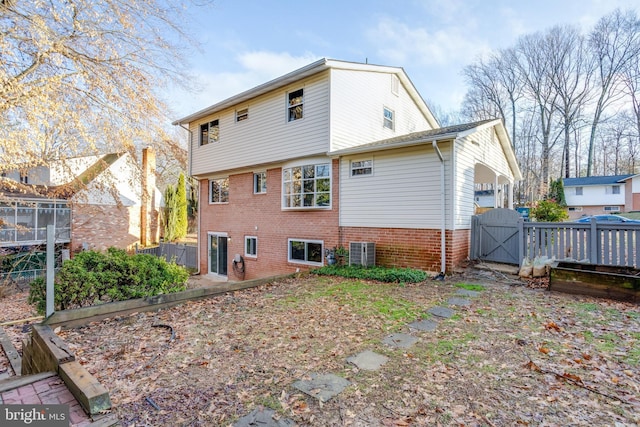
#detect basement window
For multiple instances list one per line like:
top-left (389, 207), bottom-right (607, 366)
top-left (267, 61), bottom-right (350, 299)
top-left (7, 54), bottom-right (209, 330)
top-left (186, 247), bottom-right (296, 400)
top-left (288, 238), bottom-right (323, 265)
top-left (245, 236), bottom-right (257, 257)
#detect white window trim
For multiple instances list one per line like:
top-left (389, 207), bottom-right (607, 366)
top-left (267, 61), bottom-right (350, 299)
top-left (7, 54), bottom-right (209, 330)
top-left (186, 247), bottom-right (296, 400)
top-left (287, 88), bottom-right (304, 122)
top-left (236, 108), bottom-right (248, 122)
top-left (603, 206), bottom-right (621, 212)
top-left (568, 206), bottom-right (583, 212)
top-left (244, 236), bottom-right (258, 258)
top-left (209, 178), bottom-right (229, 204)
top-left (575, 187), bottom-right (583, 196)
top-left (200, 120), bottom-right (219, 145)
top-left (287, 238), bottom-right (324, 266)
top-left (253, 171), bottom-right (267, 194)
top-left (383, 106), bottom-right (394, 130)
top-left (350, 159), bottom-right (373, 177)
top-left (281, 159), bottom-right (332, 210)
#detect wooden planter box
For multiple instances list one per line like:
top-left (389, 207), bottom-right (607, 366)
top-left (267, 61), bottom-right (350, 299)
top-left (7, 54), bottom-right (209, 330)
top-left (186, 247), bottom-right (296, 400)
top-left (549, 262), bottom-right (640, 303)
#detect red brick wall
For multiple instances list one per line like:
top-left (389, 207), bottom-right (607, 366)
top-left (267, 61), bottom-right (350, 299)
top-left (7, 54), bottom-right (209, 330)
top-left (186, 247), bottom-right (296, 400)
top-left (198, 160), bottom-right (341, 280)
top-left (339, 227), bottom-right (469, 273)
top-left (72, 204), bottom-right (141, 252)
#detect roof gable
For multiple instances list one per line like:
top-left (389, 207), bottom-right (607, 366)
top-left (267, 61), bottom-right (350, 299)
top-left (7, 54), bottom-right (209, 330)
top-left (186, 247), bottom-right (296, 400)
top-left (173, 58), bottom-right (439, 129)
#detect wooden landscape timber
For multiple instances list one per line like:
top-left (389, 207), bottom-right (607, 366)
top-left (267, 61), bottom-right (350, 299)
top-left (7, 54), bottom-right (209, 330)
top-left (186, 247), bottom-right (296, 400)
top-left (549, 262), bottom-right (640, 303)
top-left (44, 274), bottom-right (296, 328)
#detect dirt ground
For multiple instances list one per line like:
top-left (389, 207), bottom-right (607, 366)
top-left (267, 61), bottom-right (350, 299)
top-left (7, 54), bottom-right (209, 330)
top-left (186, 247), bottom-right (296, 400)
top-left (1, 268), bottom-right (639, 426)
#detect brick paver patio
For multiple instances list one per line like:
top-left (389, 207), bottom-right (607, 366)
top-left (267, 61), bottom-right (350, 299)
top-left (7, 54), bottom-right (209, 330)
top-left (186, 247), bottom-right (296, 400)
top-left (0, 374), bottom-right (94, 426)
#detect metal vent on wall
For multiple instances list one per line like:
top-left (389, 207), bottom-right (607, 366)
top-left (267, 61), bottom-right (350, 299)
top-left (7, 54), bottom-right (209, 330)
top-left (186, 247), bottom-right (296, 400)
top-left (349, 242), bottom-right (375, 266)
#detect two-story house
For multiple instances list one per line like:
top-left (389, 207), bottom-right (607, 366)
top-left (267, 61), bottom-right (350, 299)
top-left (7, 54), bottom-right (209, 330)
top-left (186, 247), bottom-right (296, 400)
top-left (563, 175), bottom-right (635, 219)
top-left (174, 59), bottom-right (521, 281)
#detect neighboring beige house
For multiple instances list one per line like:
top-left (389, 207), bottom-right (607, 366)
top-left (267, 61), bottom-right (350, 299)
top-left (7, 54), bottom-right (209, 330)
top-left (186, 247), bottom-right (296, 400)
top-left (0, 148), bottom-right (161, 253)
top-left (174, 58), bottom-right (522, 280)
top-left (562, 175), bottom-right (638, 220)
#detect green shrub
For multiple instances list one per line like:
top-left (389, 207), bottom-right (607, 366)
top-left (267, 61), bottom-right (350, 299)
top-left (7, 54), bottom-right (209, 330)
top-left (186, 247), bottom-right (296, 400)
top-left (530, 199), bottom-right (569, 222)
top-left (310, 265), bottom-right (427, 283)
top-left (28, 248), bottom-right (189, 315)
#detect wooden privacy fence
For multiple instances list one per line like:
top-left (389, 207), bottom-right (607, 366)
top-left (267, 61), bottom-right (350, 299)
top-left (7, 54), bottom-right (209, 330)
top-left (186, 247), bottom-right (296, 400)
top-left (135, 242), bottom-right (197, 269)
top-left (470, 209), bottom-right (640, 268)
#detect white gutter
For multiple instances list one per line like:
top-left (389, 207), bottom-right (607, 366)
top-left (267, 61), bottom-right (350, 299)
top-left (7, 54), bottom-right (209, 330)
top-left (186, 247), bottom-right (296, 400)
top-left (432, 140), bottom-right (446, 276)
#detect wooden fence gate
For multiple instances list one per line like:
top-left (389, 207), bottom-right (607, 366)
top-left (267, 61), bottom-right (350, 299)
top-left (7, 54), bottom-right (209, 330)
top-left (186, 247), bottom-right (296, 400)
top-left (470, 208), bottom-right (522, 265)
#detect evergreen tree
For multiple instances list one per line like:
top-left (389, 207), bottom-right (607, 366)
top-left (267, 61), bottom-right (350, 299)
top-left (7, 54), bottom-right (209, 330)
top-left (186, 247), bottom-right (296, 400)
top-left (548, 178), bottom-right (567, 207)
top-left (175, 173), bottom-right (188, 240)
top-left (163, 185), bottom-right (177, 242)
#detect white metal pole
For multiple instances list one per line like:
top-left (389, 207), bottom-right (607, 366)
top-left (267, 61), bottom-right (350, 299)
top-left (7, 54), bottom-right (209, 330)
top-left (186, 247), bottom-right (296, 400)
top-left (46, 224), bottom-right (55, 317)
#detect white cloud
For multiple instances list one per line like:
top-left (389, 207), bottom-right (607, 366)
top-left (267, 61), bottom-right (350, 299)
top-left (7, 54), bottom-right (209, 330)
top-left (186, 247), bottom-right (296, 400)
top-left (367, 17), bottom-right (491, 67)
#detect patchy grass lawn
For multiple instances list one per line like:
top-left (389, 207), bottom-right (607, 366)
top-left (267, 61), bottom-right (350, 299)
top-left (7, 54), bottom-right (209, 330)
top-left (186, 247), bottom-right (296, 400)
top-left (44, 271), bottom-right (640, 425)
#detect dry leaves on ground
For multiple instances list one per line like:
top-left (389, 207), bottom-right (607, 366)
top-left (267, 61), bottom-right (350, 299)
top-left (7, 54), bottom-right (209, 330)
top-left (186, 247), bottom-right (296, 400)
top-left (2, 270), bottom-right (640, 426)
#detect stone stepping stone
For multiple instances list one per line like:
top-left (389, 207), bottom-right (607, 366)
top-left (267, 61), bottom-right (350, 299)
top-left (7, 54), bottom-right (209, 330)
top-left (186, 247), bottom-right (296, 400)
top-left (291, 373), bottom-right (351, 402)
top-left (447, 297), bottom-right (471, 307)
top-left (408, 319), bottom-right (438, 332)
top-left (456, 289), bottom-right (480, 297)
top-left (234, 407), bottom-right (296, 426)
top-left (428, 306), bottom-right (455, 319)
top-left (346, 350), bottom-right (389, 371)
top-left (382, 333), bottom-right (417, 349)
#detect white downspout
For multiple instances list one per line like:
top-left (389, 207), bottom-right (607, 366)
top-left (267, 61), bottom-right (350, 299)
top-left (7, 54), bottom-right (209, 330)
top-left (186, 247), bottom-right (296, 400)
top-left (432, 140), bottom-right (446, 277)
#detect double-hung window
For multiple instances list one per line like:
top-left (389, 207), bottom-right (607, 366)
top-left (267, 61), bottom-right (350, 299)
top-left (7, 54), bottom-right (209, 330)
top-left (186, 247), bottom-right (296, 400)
top-left (254, 172), bottom-right (267, 194)
top-left (288, 239), bottom-right (323, 265)
top-left (209, 178), bottom-right (229, 203)
top-left (282, 163), bottom-right (330, 208)
top-left (200, 120), bottom-right (219, 145)
top-left (575, 187), bottom-right (583, 196)
top-left (383, 107), bottom-right (394, 130)
top-left (287, 89), bottom-right (304, 122)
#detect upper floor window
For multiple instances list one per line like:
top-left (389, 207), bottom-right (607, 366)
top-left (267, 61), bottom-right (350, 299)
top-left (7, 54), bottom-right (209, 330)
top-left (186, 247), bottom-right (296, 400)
top-left (287, 89), bottom-right (304, 122)
top-left (575, 187), bottom-right (583, 196)
top-left (209, 178), bottom-right (229, 203)
top-left (383, 107), bottom-right (394, 130)
top-left (254, 172), bottom-right (267, 194)
top-left (351, 160), bottom-right (373, 177)
top-left (606, 185), bottom-right (620, 195)
top-left (20, 172), bottom-right (28, 184)
top-left (200, 120), bottom-right (219, 145)
top-left (282, 163), bottom-right (330, 208)
top-left (236, 108), bottom-right (248, 122)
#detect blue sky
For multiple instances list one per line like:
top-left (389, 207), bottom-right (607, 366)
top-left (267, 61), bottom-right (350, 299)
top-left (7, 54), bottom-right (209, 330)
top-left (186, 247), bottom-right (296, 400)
top-left (168, 0), bottom-right (636, 121)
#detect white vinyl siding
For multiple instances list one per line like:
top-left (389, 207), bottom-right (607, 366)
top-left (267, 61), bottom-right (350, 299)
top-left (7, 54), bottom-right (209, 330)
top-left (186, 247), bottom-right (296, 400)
top-left (454, 128), bottom-right (514, 228)
top-left (190, 72), bottom-right (330, 176)
top-left (329, 68), bottom-right (434, 151)
top-left (340, 144), bottom-right (453, 229)
top-left (565, 185), bottom-right (626, 206)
